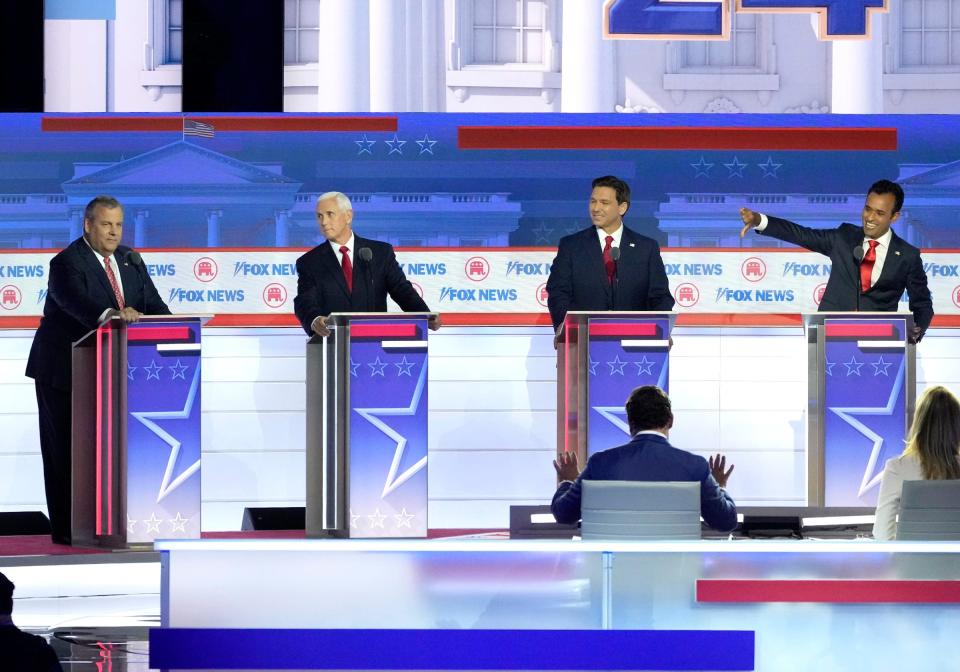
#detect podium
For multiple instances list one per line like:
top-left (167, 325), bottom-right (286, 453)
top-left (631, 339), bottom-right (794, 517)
top-left (804, 312), bottom-right (916, 507)
top-left (306, 313), bottom-right (432, 539)
top-left (557, 311), bottom-right (675, 465)
top-left (71, 315), bottom-right (207, 548)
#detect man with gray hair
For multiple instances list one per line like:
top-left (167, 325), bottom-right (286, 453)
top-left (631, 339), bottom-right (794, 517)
top-left (294, 191), bottom-right (439, 336)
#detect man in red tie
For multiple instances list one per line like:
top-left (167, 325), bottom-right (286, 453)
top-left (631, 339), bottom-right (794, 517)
top-left (26, 195), bottom-right (171, 544)
top-left (545, 176), bottom-right (675, 335)
top-left (294, 192), bottom-right (439, 337)
top-left (739, 179), bottom-right (933, 343)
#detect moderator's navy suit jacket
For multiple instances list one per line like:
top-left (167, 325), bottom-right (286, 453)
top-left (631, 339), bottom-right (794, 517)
top-left (551, 434), bottom-right (738, 533)
top-left (26, 237), bottom-right (171, 390)
top-left (293, 237), bottom-right (430, 334)
top-left (759, 216), bottom-right (933, 332)
top-left (546, 226), bottom-right (674, 331)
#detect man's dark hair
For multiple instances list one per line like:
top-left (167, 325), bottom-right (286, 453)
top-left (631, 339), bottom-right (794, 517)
top-left (591, 175), bottom-right (631, 207)
top-left (625, 385), bottom-right (673, 434)
top-left (83, 195), bottom-right (122, 223)
top-left (0, 571), bottom-right (14, 615)
top-left (867, 179), bottom-right (904, 215)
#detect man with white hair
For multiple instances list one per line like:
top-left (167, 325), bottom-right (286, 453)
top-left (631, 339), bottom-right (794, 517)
top-left (294, 191), bottom-right (439, 336)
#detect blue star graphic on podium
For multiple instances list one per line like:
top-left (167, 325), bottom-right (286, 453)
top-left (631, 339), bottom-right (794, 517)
top-left (843, 356), bottom-right (864, 376)
top-left (350, 358), bottom-right (360, 377)
top-left (634, 356), bottom-right (655, 376)
top-left (395, 356), bottom-right (416, 377)
top-left (415, 134), bottom-right (437, 155)
top-left (168, 359), bottom-right (189, 380)
top-left (144, 359), bottom-right (163, 380)
top-left (385, 134), bottom-right (406, 156)
top-left (130, 365), bottom-right (202, 503)
top-left (588, 358), bottom-right (599, 376)
top-left (606, 355), bottom-right (628, 375)
top-left (355, 134), bottom-right (376, 155)
top-left (127, 364), bottom-right (137, 380)
top-left (871, 356), bottom-right (893, 376)
top-left (368, 357), bottom-right (388, 377)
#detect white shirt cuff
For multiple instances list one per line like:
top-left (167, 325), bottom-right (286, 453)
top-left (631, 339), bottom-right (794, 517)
top-left (756, 213), bottom-right (768, 232)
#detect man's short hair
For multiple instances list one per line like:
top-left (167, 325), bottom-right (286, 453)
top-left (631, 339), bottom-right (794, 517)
top-left (625, 385), bottom-right (673, 433)
top-left (867, 179), bottom-right (904, 214)
top-left (83, 195), bottom-right (122, 223)
top-left (591, 175), bottom-right (631, 207)
top-left (0, 571), bottom-right (14, 615)
top-left (317, 191), bottom-right (353, 213)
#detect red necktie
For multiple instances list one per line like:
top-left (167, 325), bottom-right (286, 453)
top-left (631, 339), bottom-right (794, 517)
top-left (340, 245), bottom-right (353, 293)
top-left (602, 235), bottom-right (615, 285)
top-left (860, 240), bottom-right (879, 293)
top-left (103, 256), bottom-right (124, 309)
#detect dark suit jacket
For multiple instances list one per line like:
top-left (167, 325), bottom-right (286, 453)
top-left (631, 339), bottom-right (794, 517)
top-left (546, 226), bottom-right (674, 330)
top-left (293, 237), bottom-right (430, 334)
top-left (25, 237), bottom-right (171, 390)
top-left (759, 217), bottom-right (934, 332)
top-left (551, 433), bottom-right (738, 533)
top-left (0, 625), bottom-right (64, 672)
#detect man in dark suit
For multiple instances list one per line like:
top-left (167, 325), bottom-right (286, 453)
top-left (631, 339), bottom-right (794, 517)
top-left (739, 179), bottom-right (933, 342)
top-left (551, 385), bottom-right (737, 532)
top-left (546, 175), bottom-right (674, 333)
top-left (294, 191), bottom-right (439, 336)
top-left (26, 195), bottom-right (171, 544)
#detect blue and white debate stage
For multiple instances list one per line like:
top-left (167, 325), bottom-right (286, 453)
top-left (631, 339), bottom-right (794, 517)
top-left (2, 110), bottom-right (960, 670)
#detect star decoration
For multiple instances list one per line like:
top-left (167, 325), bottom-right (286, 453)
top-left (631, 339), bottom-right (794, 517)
top-left (144, 360), bottom-right (162, 380)
top-left (724, 156), bottom-right (747, 178)
top-left (690, 156), bottom-right (714, 178)
top-left (144, 512), bottom-right (162, 534)
top-left (127, 364), bottom-right (137, 381)
top-left (531, 222), bottom-right (554, 244)
top-left (825, 360), bottom-right (836, 376)
top-left (634, 356), bottom-right (655, 376)
top-left (757, 155), bottom-right (782, 178)
top-left (168, 359), bottom-right (189, 380)
top-left (395, 356), bottom-right (416, 377)
top-left (354, 364), bottom-right (428, 498)
top-left (169, 512), bottom-right (188, 533)
top-left (588, 358), bottom-right (599, 376)
top-left (843, 356), bottom-right (864, 377)
top-left (394, 508), bottom-right (415, 528)
top-left (130, 366), bottom-right (202, 503)
top-left (368, 357), bottom-right (388, 377)
top-left (350, 509), bottom-right (361, 528)
top-left (592, 405), bottom-right (631, 437)
top-left (871, 356), bottom-right (893, 376)
top-left (127, 516), bottom-right (137, 534)
top-left (415, 134), bottom-right (437, 155)
top-left (355, 134), bottom-right (376, 155)
top-left (606, 355), bottom-right (628, 376)
top-left (385, 134), bottom-right (406, 156)
top-left (350, 358), bottom-right (360, 377)
top-left (368, 508), bottom-right (388, 528)
top-left (829, 360), bottom-right (905, 497)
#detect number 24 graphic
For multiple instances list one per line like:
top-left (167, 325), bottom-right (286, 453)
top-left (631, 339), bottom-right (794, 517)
top-left (603, 0), bottom-right (888, 41)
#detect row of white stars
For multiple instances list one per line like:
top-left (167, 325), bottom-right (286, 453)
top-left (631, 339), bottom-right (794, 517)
top-left (589, 355), bottom-right (658, 376)
top-left (350, 507), bottom-right (416, 529)
top-left (128, 359), bottom-right (190, 381)
top-left (350, 356), bottom-right (419, 378)
top-left (826, 355), bottom-right (896, 377)
top-left (127, 512), bottom-right (190, 534)
top-left (691, 155), bottom-right (782, 178)
top-left (356, 133), bottom-right (437, 156)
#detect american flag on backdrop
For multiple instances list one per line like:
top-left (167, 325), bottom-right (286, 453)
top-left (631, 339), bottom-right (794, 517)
top-left (183, 119), bottom-right (215, 138)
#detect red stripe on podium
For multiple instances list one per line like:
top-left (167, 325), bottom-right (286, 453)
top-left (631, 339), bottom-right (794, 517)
top-left (696, 579), bottom-right (960, 603)
top-left (350, 324), bottom-right (418, 339)
top-left (128, 326), bottom-right (191, 342)
top-left (824, 323), bottom-right (895, 338)
top-left (588, 323), bottom-right (659, 337)
top-left (458, 126), bottom-right (897, 151)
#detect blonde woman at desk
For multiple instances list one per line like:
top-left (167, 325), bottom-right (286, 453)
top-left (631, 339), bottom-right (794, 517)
top-left (873, 386), bottom-right (960, 540)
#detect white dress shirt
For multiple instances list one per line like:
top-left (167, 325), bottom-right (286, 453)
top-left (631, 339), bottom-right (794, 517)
top-left (596, 223), bottom-right (624, 250)
top-left (310, 233), bottom-right (356, 333)
top-left (83, 236), bottom-right (125, 322)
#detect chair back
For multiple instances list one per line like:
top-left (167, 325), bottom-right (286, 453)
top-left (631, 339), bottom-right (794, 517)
top-left (581, 480), bottom-right (700, 540)
top-left (895, 479), bottom-right (960, 540)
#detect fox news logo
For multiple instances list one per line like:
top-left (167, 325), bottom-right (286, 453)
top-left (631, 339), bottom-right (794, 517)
top-left (783, 262), bottom-right (831, 277)
top-left (664, 263), bottom-right (722, 277)
top-left (506, 261), bottom-right (549, 276)
top-left (439, 287), bottom-right (518, 302)
top-left (924, 263), bottom-right (960, 277)
top-left (146, 264), bottom-right (176, 277)
top-left (168, 288), bottom-right (245, 303)
top-left (0, 265), bottom-right (43, 278)
top-left (715, 287), bottom-right (795, 303)
top-left (233, 262), bottom-right (297, 277)
top-left (403, 263), bottom-right (446, 276)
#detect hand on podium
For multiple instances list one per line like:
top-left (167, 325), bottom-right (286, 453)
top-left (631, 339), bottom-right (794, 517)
top-left (709, 453), bottom-right (734, 488)
top-left (104, 307), bottom-right (143, 324)
top-left (428, 314), bottom-right (442, 331)
top-left (739, 207), bottom-right (761, 238)
top-left (311, 315), bottom-right (331, 338)
top-left (909, 325), bottom-right (924, 344)
top-left (553, 450), bottom-right (580, 482)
